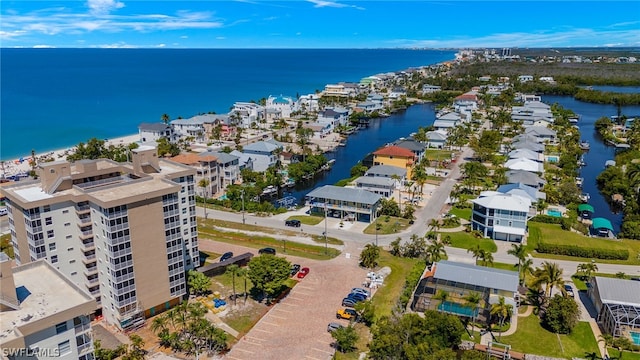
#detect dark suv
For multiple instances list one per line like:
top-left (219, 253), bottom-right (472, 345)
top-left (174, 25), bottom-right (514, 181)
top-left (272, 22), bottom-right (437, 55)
top-left (285, 219), bottom-right (301, 227)
top-left (259, 247), bottom-right (276, 255)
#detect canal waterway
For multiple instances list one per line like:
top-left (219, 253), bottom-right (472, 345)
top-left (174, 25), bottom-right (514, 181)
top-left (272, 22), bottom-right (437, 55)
top-left (542, 95), bottom-right (640, 234)
top-left (286, 103), bottom-right (437, 202)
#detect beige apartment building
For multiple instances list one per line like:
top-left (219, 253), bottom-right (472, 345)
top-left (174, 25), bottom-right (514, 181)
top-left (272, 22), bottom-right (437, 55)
top-left (1, 253), bottom-right (97, 360)
top-left (0, 146), bottom-right (199, 330)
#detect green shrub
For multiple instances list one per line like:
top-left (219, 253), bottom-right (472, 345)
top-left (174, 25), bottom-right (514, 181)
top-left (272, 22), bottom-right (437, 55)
top-left (399, 260), bottom-right (427, 308)
top-left (536, 242), bottom-right (629, 260)
top-left (530, 215), bottom-right (563, 224)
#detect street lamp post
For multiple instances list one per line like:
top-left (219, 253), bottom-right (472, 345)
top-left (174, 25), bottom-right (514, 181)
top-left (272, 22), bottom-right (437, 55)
top-left (241, 189), bottom-right (246, 224)
top-left (375, 222), bottom-right (381, 247)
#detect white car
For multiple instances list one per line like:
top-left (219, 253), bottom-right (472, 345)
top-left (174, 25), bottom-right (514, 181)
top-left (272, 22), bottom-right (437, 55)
top-left (351, 288), bottom-right (371, 298)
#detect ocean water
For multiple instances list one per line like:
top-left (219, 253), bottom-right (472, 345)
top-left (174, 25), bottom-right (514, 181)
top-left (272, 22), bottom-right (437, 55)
top-left (1, 48), bottom-right (455, 160)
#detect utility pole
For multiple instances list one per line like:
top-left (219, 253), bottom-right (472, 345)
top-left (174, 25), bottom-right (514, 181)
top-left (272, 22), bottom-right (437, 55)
top-left (241, 189), bottom-right (246, 224)
top-left (324, 203), bottom-right (328, 255)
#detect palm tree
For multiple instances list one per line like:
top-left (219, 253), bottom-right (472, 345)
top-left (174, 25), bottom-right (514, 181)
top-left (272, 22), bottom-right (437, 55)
top-left (161, 113), bottom-right (170, 124)
top-left (533, 261), bottom-right (565, 298)
top-left (150, 315), bottom-right (168, 335)
top-left (481, 251), bottom-right (494, 267)
top-left (226, 264), bottom-right (240, 305)
top-left (490, 296), bottom-right (513, 341)
top-left (507, 243), bottom-right (527, 284)
top-left (428, 218), bottom-right (441, 233)
top-left (577, 262), bottom-right (598, 281)
top-left (433, 290), bottom-right (449, 310)
top-left (464, 292), bottom-right (482, 334)
top-left (520, 258), bottom-right (534, 286)
top-left (426, 240), bottom-right (446, 263)
top-left (467, 245), bottom-right (484, 264)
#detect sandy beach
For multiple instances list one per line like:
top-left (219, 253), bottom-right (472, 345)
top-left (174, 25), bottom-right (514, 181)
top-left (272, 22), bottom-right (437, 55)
top-left (1, 134), bottom-right (140, 178)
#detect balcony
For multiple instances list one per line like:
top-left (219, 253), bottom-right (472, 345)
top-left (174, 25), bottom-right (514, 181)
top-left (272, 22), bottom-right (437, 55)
top-left (75, 203), bottom-right (91, 214)
top-left (79, 229), bottom-right (94, 240)
top-left (74, 322), bottom-right (91, 334)
top-left (77, 341), bottom-right (93, 355)
top-left (85, 276), bottom-right (99, 287)
top-left (83, 265), bottom-right (98, 276)
top-left (82, 253), bottom-right (97, 264)
top-left (81, 238), bottom-right (95, 250)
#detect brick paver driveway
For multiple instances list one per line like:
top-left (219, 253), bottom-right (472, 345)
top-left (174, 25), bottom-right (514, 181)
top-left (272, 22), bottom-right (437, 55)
top-left (198, 239), bottom-right (369, 360)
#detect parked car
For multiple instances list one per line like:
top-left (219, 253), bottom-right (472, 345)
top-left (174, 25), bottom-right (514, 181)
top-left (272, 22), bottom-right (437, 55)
top-left (347, 292), bottom-right (367, 302)
top-left (297, 267), bottom-right (310, 278)
top-left (351, 288), bottom-right (370, 298)
top-left (258, 247), bottom-right (276, 255)
top-left (220, 252), bottom-right (234, 262)
top-left (290, 264), bottom-right (301, 276)
top-left (341, 298), bottom-right (358, 308)
top-left (285, 219), bottom-right (301, 227)
top-left (327, 322), bottom-right (344, 332)
top-left (336, 308), bottom-right (358, 320)
top-left (564, 284), bottom-right (574, 297)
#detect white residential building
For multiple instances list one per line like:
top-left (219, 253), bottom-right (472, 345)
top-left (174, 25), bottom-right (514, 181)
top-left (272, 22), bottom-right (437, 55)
top-left (232, 102), bottom-right (264, 128)
top-left (471, 193), bottom-right (532, 242)
top-left (266, 95), bottom-right (296, 118)
top-left (1, 254), bottom-right (97, 360)
top-left (138, 123), bottom-right (176, 144)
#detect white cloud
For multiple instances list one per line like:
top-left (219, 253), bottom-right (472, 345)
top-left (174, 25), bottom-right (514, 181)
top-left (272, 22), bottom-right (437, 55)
top-left (155, 43), bottom-right (166, 48)
top-left (93, 42), bottom-right (136, 48)
top-left (86, 0), bottom-right (124, 14)
top-left (180, 35), bottom-right (188, 39)
top-left (216, 36), bottom-right (226, 40)
top-left (33, 44), bottom-right (56, 48)
top-left (307, 0), bottom-right (364, 10)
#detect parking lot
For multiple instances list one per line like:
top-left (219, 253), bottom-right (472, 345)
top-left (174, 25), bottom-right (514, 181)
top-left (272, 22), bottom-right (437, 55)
top-left (198, 239), bottom-right (369, 360)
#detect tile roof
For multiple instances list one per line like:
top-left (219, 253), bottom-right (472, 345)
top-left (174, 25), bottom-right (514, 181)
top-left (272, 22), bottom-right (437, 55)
top-left (171, 153), bottom-right (217, 165)
top-left (374, 146), bottom-right (416, 158)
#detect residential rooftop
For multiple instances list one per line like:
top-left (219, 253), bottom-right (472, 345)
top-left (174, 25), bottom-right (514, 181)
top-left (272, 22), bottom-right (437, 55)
top-left (433, 260), bottom-right (519, 293)
top-left (306, 185), bottom-right (382, 205)
top-left (593, 277), bottom-right (640, 307)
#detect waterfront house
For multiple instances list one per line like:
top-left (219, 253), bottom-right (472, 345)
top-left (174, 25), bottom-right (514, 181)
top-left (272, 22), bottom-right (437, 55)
top-left (422, 84), bottom-right (442, 94)
top-left (366, 94), bottom-right (385, 110)
top-left (433, 112), bottom-right (462, 131)
top-left (471, 193), bottom-right (532, 242)
top-left (524, 126), bottom-right (558, 143)
top-left (511, 101), bottom-right (554, 126)
top-left (588, 277), bottom-right (640, 339)
top-left (518, 75), bottom-right (534, 82)
top-left (497, 182), bottom-right (546, 203)
top-left (200, 114), bottom-right (235, 139)
top-left (232, 102), bottom-right (264, 128)
top-left (266, 95), bottom-right (296, 118)
top-left (425, 130), bottom-right (448, 149)
top-left (373, 145), bottom-right (417, 180)
top-left (306, 185), bottom-right (382, 223)
top-left (303, 123), bottom-right (332, 138)
top-left (242, 140), bottom-right (282, 172)
top-left (355, 176), bottom-right (396, 198)
top-left (393, 137), bottom-right (427, 162)
top-left (388, 87), bottom-right (407, 100)
top-left (171, 153), bottom-right (220, 195)
top-left (201, 151), bottom-right (240, 190)
top-left (230, 150), bottom-right (254, 171)
top-left (139, 122), bottom-right (176, 144)
top-left (453, 92), bottom-right (479, 112)
top-left (505, 157), bottom-right (544, 173)
top-left (355, 101), bottom-right (378, 113)
top-left (279, 151), bottom-right (301, 166)
top-left (317, 107), bottom-right (350, 130)
top-left (505, 170), bottom-right (546, 189)
top-left (508, 149), bottom-right (543, 162)
top-left (297, 94), bottom-right (320, 113)
top-left (364, 164), bottom-right (407, 185)
top-left (511, 138), bottom-right (545, 153)
top-left (323, 84), bottom-right (350, 97)
top-left (412, 260), bottom-right (519, 321)
top-left (171, 117), bottom-right (206, 142)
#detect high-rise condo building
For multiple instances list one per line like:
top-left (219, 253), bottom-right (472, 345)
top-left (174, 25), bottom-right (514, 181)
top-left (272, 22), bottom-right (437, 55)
top-left (0, 146), bottom-right (199, 330)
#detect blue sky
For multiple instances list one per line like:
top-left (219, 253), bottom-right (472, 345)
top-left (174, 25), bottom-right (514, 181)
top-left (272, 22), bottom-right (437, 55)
top-left (1, 1), bottom-right (639, 48)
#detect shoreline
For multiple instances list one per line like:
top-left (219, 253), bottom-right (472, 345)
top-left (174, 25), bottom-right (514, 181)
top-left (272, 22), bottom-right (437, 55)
top-left (1, 134), bottom-right (139, 178)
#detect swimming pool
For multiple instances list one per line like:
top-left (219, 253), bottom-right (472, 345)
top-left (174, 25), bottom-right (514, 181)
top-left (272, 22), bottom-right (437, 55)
top-left (547, 209), bottom-right (562, 217)
top-left (218, 194), bottom-right (228, 200)
top-left (547, 155), bottom-right (559, 163)
top-left (631, 331), bottom-right (640, 346)
top-left (438, 301), bottom-right (478, 317)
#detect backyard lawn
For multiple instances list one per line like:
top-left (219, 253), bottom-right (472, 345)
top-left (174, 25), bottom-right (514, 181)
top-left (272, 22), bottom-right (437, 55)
top-left (364, 216), bottom-right (411, 235)
top-left (608, 348), bottom-right (640, 360)
top-left (440, 231), bottom-right (497, 253)
top-left (528, 223), bottom-right (640, 265)
top-left (500, 315), bottom-right (599, 358)
top-left (424, 149), bottom-right (455, 161)
top-left (286, 215), bottom-right (324, 226)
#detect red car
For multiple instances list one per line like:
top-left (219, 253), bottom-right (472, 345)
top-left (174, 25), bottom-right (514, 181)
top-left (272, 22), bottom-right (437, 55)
top-left (297, 267), bottom-right (310, 278)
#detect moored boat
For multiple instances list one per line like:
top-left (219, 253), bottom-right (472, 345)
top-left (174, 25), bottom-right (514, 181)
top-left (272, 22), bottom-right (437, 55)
top-left (579, 140), bottom-right (590, 150)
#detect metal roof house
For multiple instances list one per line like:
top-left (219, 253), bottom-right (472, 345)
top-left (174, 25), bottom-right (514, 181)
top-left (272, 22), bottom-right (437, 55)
top-left (355, 176), bottom-right (396, 198)
top-left (412, 261), bottom-right (519, 320)
top-left (305, 185), bottom-right (382, 223)
top-left (505, 170), bottom-right (546, 189)
top-left (588, 277), bottom-right (640, 339)
top-left (471, 193), bottom-right (532, 242)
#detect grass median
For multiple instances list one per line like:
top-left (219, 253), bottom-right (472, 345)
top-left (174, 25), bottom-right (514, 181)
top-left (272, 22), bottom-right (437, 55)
top-left (440, 231), bottom-right (497, 253)
top-left (364, 216), bottom-right (411, 235)
top-left (198, 227), bottom-right (340, 260)
top-left (286, 215), bottom-right (324, 225)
